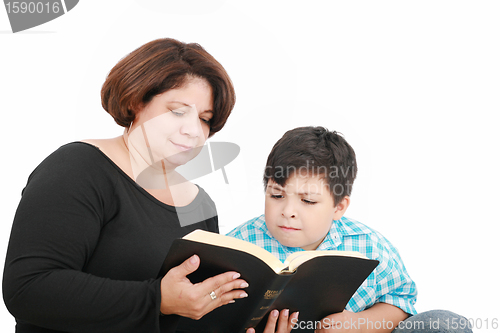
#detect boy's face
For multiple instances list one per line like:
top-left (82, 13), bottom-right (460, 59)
top-left (265, 173), bottom-right (347, 251)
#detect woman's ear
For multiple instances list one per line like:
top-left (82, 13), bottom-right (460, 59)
top-left (333, 196), bottom-right (350, 220)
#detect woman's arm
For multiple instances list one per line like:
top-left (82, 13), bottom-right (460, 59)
top-left (3, 146), bottom-right (165, 332)
top-left (3, 144), bottom-right (248, 332)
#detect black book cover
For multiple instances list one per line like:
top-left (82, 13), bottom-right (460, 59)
top-left (161, 238), bottom-right (378, 333)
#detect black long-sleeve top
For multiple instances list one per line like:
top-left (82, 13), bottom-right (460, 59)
top-left (3, 142), bottom-right (219, 333)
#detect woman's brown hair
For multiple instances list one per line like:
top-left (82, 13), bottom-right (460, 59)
top-left (101, 38), bottom-right (235, 137)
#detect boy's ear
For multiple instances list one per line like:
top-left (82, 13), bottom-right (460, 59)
top-left (333, 196), bottom-right (350, 220)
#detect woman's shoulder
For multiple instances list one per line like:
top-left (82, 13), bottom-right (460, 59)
top-left (42, 141), bottom-right (104, 166)
top-left (80, 137), bottom-right (128, 164)
top-left (20, 142), bottom-right (121, 200)
top-left (29, 140), bottom-right (123, 184)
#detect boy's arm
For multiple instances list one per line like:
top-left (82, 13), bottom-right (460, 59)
top-left (316, 303), bottom-right (409, 333)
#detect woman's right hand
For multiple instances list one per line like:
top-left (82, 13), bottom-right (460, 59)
top-left (159, 254), bottom-right (249, 319)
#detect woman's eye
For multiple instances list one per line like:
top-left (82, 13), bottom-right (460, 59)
top-left (201, 118), bottom-right (211, 125)
top-left (171, 110), bottom-right (184, 116)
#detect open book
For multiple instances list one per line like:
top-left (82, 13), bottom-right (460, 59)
top-left (160, 230), bottom-right (379, 333)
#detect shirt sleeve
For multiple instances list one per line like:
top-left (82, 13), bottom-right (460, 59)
top-left (371, 234), bottom-right (418, 315)
top-left (2, 145), bottom-right (170, 333)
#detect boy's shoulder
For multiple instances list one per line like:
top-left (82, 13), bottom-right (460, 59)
top-left (337, 216), bottom-right (390, 241)
top-left (336, 216), bottom-right (374, 235)
top-left (336, 217), bottom-right (403, 258)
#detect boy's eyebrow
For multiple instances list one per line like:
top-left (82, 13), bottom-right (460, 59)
top-left (268, 184), bottom-right (284, 191)
top-left (297, 191), bottom-right (321, 196)
top-left (268, 184), bottom-right (322, 195)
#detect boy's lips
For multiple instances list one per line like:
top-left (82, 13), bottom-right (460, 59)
top-left (279, 226), bottom-right (300, 232)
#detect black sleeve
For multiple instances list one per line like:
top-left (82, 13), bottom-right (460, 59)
top-left (2, 145), bottom-right (168, 333)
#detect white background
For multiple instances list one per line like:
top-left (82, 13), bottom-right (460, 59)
top-left (1, 0), bottom-right (499, 331)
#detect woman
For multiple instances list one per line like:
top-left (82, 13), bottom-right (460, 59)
top-left (3, 38), bottom-right (294, 333)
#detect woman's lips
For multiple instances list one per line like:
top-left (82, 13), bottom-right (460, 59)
top-left (171, 141), bottom-right (193, 151)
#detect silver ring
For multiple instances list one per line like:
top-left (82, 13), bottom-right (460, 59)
top-left (209, 291), bottom-right (217, 300)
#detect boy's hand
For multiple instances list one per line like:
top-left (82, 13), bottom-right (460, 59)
top-left (246, 309), bottom-right (299, 333)
top-left (315, 310), bottom-right (362, 333)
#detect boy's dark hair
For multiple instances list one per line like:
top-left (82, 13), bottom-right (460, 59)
top-left (263, 126), bottom-right (357, 206)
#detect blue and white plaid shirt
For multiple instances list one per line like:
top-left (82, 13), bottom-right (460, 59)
top-left (226, 214), bottom-right (417, 315)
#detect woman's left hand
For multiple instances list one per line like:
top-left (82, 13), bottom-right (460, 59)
top-left (246, 309), bottom-right (299, 333)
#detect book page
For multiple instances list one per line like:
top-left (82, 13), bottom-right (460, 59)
top-left (183, 230), bottom-right (286, 273)
top-left (284, 250), bottom-right (368, 272)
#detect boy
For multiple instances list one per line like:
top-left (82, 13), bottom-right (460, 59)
top-left (227, 126), bottom-right (416, 332)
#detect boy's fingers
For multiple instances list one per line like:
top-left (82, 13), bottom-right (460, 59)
top-left (263, 309), bottom-right (279, 333)
top-left (276, 309), bottom-right (290, 333)
top-left (288, 312), bottom-right (299, 331)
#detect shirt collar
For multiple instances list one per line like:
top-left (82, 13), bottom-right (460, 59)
top-left (334, 216), bottom-right (373, 236)
top-left (255, 215), bottom-right (275, 239)
top-left (319, 216), bottom-right (373, 250)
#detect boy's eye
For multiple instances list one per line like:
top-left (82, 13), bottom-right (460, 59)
top-left (270, 194), bottom-right (283, 199)
top-left (302, 199), bottom-right (316, 205)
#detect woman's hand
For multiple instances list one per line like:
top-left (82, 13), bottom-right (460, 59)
top-left (160, 254), bottom-right (249, 319)
top-left (246, 309), bottom-right (299, 333)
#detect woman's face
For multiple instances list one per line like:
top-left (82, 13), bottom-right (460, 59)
top-left (129, 77), bottom-right (214, 170)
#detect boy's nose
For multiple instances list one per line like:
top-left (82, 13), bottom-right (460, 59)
top-left (282, 202), bottom-right (297, 218)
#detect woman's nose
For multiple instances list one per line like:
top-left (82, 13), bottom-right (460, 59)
top-left (180, 108), bottom-right (202, 138)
